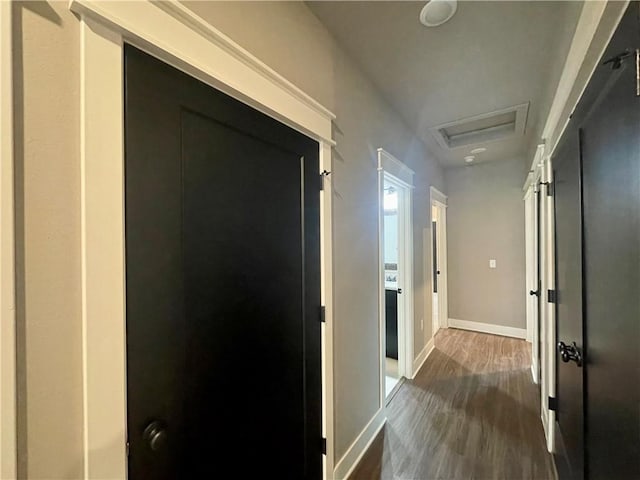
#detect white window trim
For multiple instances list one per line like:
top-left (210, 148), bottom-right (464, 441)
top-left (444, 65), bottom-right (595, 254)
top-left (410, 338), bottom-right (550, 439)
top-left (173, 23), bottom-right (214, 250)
top-left (0, 2), bottom-right (16, 478)
top-left (70, 1), bottom-right (336, 478)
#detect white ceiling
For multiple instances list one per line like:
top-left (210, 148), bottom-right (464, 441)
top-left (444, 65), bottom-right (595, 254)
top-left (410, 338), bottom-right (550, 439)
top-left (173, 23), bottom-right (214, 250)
top-left (307, 1), bottom-right (582, 168)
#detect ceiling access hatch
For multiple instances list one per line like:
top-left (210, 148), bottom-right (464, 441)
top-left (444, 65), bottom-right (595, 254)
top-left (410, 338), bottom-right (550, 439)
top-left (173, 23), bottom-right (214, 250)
top-left (430, 103), bottom-right (529, 150)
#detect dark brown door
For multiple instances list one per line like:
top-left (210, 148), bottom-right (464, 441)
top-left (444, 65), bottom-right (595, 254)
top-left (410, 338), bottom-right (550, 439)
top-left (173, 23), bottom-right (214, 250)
top-left (124, 45), bottom-right (322, 479)
top-left (580, 5), bottom-right (640, 478)
top-left (553, 130), bottom-right (584, 480)
top-left (553, 4), bottom-right (640, 479)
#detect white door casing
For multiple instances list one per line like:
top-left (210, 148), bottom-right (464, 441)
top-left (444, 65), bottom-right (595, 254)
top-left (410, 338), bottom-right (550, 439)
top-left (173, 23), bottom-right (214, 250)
top-left (430, 187), bottom-right (448, 335)
top-left (377, 148), bottom-right (414, 408)
top-left (0, 2), bottom-right (16, 478)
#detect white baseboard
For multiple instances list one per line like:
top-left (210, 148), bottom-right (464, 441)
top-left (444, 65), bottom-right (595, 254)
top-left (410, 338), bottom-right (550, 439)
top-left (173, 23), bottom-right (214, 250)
top-left (411, 337), bottom-right (435, 378)
top-left (333, 407), bottom-right (386, 480)
top-left (448, 318), bottom-right (527, 340)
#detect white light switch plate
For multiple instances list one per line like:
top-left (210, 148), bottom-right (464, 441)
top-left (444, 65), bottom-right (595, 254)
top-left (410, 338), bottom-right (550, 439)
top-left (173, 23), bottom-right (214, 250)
top-left (489, 259), bottom-right (497, 269)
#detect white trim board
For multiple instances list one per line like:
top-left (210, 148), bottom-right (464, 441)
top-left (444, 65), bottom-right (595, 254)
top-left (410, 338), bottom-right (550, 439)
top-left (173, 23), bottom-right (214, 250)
top-left (0, 2), bottom-right (17, 478)
top-left (430, 186), bottom-right (447, 205)
top-left (377, 148), bottom-right (414, 187)
top-left (448, 319), bottom-right (527, 340)
top-left (333, 407), bottom-right (386, 480)
top-left (412, 337), bottom-right (435, 379)
top-left (524, 1), bottom-right (628, 190)
top-left (71, 0), bottom-right (335, 145)
top-left (70, 1), bottom-right (336, 478)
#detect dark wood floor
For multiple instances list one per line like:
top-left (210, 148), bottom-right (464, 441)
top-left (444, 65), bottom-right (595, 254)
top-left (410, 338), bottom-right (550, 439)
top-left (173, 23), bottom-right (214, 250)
top-left (349, 328), bottom-right (555, 480)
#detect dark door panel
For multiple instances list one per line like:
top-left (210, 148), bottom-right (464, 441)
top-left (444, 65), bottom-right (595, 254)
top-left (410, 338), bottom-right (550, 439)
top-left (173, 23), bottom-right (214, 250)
top-left (125, 44), bottom-right (322, 479)
top-left (385, 289), bottom-right (398, 359)
top-left (553, 130), bottom-right (584, 479)
top-left (553, 4), bottom-right (640, 479)
top-left (580, 18), bottom-right (640, 476)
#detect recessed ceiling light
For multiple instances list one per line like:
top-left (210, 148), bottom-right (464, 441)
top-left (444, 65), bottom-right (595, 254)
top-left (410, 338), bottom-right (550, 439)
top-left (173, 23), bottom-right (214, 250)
top-left (464, 155), bottom-right (475, 163)
top-left (420, 0), bottom-right (458, 28)
top-left (470, 147), bottom-right (487, 154)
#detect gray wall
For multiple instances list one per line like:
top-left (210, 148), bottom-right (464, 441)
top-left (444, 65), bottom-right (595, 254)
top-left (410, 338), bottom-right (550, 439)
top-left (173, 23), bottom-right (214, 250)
top-left (444, 159), bottom-right (526, 329)
top-left (12, 1), bottom-right (444, 476)
top-left (182, 1), bottom-right (445, 459)
top-left (13, 2), bottom-right (83, 478)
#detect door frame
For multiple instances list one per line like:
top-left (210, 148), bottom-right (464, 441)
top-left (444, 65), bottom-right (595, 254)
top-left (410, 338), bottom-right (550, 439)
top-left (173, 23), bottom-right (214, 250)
top-left (524, 147), bottom-right (543, 384)
top-left (0, 2), bottom-right (16, 478)
top-left (69, 2), bottom-right (336, 479)
top-left (377, 148), bottom-right (414, 405)
top-left (429, 187), bottom-right (448, 334)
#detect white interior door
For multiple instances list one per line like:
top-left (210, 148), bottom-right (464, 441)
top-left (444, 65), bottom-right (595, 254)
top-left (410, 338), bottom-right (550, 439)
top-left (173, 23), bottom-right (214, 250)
top-left (431, 197), bottom-right (447, 335)
top-left (525, 185), bottom-right (540, 383)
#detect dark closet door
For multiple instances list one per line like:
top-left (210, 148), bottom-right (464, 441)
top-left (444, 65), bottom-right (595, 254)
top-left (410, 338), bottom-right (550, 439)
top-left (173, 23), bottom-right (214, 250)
top-left (580, 6), bottom-right (640, 478)
top-left (124, 45), bottom-right (322, 479)
top-left (553, 131), bottom-right (584, 480)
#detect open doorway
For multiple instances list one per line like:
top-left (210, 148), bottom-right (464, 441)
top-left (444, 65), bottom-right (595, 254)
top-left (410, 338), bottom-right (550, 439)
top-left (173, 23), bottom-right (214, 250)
top-left (383, 181), bottom-right (401, 397)
top-left (378, 149), bottom-right (414, 402)
top-left (430, 188), bottom-right (448, 335)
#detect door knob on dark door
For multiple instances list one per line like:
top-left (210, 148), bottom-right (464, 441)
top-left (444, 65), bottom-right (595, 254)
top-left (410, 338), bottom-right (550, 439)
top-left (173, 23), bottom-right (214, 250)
top-left (529, 289), bottom-right (540, 296)
top-left (557, 341), bottom-right (583, 367)
top-left (143, 420), bottom-right (168, 451)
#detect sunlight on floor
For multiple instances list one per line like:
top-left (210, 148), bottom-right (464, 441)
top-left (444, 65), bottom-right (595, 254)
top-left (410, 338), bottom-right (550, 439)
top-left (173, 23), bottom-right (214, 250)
top-left (385, 376), bottom-right (399, 397)
top-left (385, 357), bottom-right (400, 397)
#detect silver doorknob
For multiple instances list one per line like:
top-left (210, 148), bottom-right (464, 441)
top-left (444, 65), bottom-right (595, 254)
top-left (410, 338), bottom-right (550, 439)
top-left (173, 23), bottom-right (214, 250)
top-left (143, 420), bottom-right (167, 451)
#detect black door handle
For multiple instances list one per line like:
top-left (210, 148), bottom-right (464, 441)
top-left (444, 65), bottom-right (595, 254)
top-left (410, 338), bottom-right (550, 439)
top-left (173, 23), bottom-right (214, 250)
top-left (143, 420), bottom-right (168, 452)
top-left (529, 289), bottom-right (540, 296)
top-left (436, 271), bottom-right (441, 275)
top-left (557, 341), bottom-right (583, 367)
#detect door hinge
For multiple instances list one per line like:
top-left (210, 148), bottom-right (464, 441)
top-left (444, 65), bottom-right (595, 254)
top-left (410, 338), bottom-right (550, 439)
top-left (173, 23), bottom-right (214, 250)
top-left (636, 48), bottom-right (640, 97)
top-left (319, 305), bottom-right (326, 323)
top-left (126, 441), bottom-right (130, 457)
top-left (548, 396), bottom-right (558, 412)
top-left (547, 289), bottom-right (557, 304)
top-left (603, 49), bottom-right (633, 70)
top-left (321, 437), bottom-right (327, 455)
top-left (320, 170), bottom-right (331, 191)
top-left (539, 181), bottom-right (553, 196)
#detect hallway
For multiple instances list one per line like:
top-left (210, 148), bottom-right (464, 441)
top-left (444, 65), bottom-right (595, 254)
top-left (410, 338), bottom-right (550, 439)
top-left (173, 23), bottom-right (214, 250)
top-left (350, 329), bottom-right (554, 479)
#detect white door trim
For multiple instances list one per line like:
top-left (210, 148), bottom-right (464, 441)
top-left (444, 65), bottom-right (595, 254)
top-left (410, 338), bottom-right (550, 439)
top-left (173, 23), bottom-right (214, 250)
top-left (377, 148), bottom-right (414, 405)
top-left (541, 156), bottom-right (556, 453)
top-left (0, 2), bottom-right (16, 478)
top-left (430, 187), bottom-right (448, 335)
top-left (524, 184), bottom-right (541, 384)
top-left (523, 1), bottom-right (628, 190)
top-left (71, 1), bottom-right (336, 478)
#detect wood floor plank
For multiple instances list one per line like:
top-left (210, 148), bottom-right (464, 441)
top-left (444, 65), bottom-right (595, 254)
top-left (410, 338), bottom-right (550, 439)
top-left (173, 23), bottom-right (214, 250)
top-left (348, 328), bottom-right (555, 480)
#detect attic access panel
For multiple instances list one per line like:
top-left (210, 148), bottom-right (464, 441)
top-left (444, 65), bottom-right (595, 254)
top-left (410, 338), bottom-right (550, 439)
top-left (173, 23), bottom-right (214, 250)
top-left (430, 103), bottom-right (529, 150)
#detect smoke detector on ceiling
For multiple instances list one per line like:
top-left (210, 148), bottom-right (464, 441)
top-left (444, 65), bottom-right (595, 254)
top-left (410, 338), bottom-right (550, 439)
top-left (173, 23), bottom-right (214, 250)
top-left (420, 0), bottom-right (458, 27)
